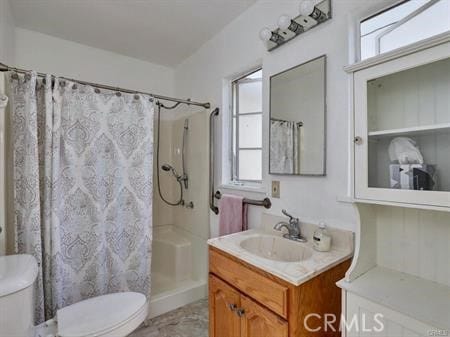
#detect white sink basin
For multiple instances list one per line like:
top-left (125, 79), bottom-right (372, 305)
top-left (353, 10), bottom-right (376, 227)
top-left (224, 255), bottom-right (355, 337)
top-left (240, 235), bottom-right (313, 262)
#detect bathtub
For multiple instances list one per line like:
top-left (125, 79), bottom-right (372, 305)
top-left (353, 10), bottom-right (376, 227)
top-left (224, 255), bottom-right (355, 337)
top-left (149, 224), bottom-right (207, 318)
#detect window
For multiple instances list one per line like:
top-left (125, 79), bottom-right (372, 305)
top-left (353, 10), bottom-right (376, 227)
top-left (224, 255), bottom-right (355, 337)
top-left (231, 68), bottom-right (262, 183)
top-left (360, 0), bottom-right (449, 60)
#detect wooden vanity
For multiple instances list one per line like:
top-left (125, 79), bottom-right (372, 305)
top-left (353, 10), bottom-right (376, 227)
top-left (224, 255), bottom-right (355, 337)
top-left (209, 246), bottom-right (351, 337)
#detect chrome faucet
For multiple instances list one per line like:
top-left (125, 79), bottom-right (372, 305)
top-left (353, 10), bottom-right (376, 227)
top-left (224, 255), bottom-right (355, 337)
top-left (273, 209), bottom-right (307, 242)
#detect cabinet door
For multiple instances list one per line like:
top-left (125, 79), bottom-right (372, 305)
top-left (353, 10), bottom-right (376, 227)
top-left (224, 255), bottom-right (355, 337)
top-left (240, 295), bottom-right (288, 337)
top-left (209, 275), bottom-right (241, 337)
top-left (354, 41), bottom-right (450, 208)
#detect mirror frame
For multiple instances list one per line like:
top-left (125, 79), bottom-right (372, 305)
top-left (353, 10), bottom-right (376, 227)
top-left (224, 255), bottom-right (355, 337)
top-left (269, 54), bottom-right (327, 176)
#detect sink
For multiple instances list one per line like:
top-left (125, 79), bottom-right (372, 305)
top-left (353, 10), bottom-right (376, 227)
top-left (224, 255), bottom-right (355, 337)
top-left (240, 235), bottom-right (313, 262)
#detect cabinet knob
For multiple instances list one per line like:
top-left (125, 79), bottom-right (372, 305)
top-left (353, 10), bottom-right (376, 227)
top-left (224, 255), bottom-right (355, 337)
top-left (236, 308), bottom-right (245, 317)
top-left (354, 136), bottom-right (363, 145)
top-left (228, 303), bottom-right (237, 312)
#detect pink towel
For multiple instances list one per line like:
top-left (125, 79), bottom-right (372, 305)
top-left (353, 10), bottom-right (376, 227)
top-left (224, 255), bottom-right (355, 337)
top-left (218, 194), bottom-right (248, 236)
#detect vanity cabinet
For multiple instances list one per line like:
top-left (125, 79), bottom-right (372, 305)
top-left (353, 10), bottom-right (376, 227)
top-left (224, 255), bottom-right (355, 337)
top-left (209, 246), bottom-right (351, 337)
top-left (350, 38), bottom-right (450, 210)
top-left (210, 274), bottom-right (288, 337)
top-left (240, 295), bottom-right (288, 337)
top-left (209, 275), bottom-right (242, 337)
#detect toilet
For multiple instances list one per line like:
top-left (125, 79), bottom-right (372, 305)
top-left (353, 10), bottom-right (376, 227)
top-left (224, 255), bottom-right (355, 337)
top-left (0, 254), bottom-right (148, 337)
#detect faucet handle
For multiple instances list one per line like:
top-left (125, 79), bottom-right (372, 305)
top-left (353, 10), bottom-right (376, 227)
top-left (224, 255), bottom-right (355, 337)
top-left (282, 209), bottom-right (297, 222)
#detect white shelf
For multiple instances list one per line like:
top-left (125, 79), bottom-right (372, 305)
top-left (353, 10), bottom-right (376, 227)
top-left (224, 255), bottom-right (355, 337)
top-left (338, 266), bottom-right (450, 330)
top-left (368, 123), bottom-right (450, 139)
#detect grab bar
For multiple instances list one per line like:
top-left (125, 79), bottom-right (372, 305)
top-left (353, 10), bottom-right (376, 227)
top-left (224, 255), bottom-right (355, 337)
top-left (209, 108), bottom-right (220, 214)
top-left (214, 191), bottom-right (272, 209)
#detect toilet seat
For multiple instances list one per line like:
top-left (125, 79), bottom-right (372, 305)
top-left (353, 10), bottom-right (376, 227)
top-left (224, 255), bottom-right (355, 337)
top-left (44, 292), bottom-right (147, 337)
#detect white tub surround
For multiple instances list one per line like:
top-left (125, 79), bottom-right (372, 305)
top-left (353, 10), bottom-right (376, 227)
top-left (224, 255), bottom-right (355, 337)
top-left (152, 225), bottom-right (192, 289)
top-left (207, 217), bottom-right (353, 286)
top-left (150, 225), bottom-right (207, 319)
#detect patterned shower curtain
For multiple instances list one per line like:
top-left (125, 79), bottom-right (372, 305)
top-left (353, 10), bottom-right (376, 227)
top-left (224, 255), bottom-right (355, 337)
top-left (270, 120), bottom-right (301, 174)
top-left (7, 71), bottom-right (153, 324)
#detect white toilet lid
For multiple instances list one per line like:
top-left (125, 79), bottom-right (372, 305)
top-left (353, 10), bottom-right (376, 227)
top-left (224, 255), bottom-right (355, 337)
top-left (56, 292), bottom-right (147, 337)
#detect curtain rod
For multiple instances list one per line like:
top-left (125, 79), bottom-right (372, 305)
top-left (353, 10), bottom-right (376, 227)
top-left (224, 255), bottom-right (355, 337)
top-left (0, 62), bottom-right (211, 109)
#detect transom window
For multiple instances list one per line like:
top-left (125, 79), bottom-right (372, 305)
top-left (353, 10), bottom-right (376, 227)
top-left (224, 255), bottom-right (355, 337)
top-left (231, 68), bottom-right (262, 183)
top-left (360, 0), bottom-right (449, 60)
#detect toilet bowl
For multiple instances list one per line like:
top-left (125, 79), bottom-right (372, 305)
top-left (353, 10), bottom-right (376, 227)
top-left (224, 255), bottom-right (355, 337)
top-left (0, 254), bottom-right (148, 337)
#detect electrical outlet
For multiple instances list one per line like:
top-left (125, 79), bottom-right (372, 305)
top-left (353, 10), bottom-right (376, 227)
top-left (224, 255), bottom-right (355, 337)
top-left (272, 180), bottom-right (280, 198)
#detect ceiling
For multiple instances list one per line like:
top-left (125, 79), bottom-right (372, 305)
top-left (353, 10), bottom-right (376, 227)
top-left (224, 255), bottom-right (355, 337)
top-left (10, 0), bottom-right (256, 67)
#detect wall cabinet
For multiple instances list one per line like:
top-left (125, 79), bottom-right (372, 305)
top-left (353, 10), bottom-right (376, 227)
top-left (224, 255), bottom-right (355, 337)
top-left (351, 38), bottom-right (450, 210)
top-left (209, 246), bottom-right (351, 337)
top-left (341, 35), bottom-right (450, 336)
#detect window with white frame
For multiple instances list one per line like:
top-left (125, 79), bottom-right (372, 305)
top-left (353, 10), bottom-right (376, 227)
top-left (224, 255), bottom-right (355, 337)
top-left (360, 0), bottom-right (449, 60)
top-left (231, 68), bottom-right (262, 184)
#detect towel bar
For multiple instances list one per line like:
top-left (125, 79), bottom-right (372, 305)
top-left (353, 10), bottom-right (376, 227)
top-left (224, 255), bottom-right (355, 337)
top-left (214, 191), bottom-right (272, 209)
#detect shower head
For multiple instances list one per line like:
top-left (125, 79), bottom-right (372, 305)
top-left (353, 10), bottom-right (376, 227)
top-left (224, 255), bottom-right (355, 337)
top-left (161, 163), bottom-right (188, 185)
top-left (161, 164), bottom-right (173, 172)
top-left (161, 164), bottom-right (180, 179)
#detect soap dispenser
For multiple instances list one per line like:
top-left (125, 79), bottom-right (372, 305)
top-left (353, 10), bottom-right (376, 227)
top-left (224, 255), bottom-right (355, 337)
top-left (313, 222), bottom-right (331, 252)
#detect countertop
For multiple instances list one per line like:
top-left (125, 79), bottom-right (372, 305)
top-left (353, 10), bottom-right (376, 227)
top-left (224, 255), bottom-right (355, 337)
top-left (207, 227), bottom-right (353, 286)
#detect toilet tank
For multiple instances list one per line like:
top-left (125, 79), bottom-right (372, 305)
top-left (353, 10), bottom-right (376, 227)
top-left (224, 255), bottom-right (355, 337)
top-left (0, 254), bottom-right (38, 337)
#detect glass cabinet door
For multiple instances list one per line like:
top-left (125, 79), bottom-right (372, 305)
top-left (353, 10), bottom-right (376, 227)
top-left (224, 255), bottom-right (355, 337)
top-left (354, 42), bottom-right (450, 207)
top-left (368, 57), bottom-right (450, 192)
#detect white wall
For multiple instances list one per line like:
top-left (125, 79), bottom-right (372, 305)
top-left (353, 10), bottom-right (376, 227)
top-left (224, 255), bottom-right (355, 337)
top-left (14, 28), bottom-right (174, 96)
top-left (175, 0), bottom-right (397, 235)
top-left (0, 0), bottom-right (15, 64)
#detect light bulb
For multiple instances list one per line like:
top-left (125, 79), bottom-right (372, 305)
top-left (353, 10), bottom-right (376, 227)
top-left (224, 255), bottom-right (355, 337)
top-left (299, 0), bottom-right (315, 16)
top-left (277, 15), bottom-right (292, 31)
top-left (259, 27), bottom-right (273, 42)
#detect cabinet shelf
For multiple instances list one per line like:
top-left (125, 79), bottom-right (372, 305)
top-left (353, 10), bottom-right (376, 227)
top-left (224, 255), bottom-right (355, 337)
top-left (338, 266), bottom-right (450, 330)
top-left (368, 123), bottom-right (450, 139)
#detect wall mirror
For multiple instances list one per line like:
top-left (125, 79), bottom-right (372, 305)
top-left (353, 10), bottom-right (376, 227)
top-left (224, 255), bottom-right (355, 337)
top-left (269, 55), bottom-right (326, 175)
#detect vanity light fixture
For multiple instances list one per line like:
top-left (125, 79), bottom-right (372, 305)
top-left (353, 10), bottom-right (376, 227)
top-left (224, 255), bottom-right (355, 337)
top-left (299, 0), bottom-right (327, 22)
top-left (277, 15), bottom-right (304, 34)
top-left (259, 27), bottom-right (285, 44)
top-left (259, 0), bottom-right (331, 51)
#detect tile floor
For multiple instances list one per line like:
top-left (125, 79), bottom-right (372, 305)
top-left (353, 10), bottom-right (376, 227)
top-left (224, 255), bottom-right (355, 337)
top-left (130, 298), bottom-right (208, 337)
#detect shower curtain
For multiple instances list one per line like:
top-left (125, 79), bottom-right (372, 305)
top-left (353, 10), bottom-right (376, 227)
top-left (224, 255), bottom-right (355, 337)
top-left (7, 71), bottom-right (153, 323)
top-left (270, 120), bottom-right (301, 174)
